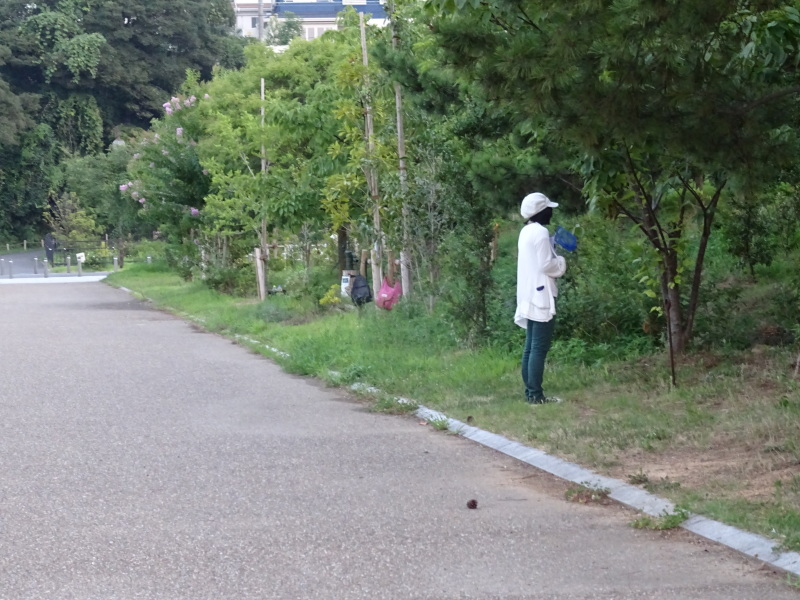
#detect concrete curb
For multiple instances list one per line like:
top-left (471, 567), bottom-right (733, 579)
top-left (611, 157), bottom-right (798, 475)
top-left (117, 302), bottom-right (800, 579)
top-left (412, 407), bottom-right (800, 577)
top-left (0, 274), bottom-right (108, 284)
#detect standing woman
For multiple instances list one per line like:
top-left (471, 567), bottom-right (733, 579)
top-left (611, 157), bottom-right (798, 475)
top-left (515, 192), bottom-right (567, 404)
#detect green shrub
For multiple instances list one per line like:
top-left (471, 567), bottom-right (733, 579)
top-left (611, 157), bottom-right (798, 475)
top-left (125, 240), bottom-right (167, 262)
top-left (556, 216), bottom-right (654, 344)
top-left (203, 263), bottom-right (255, 296)
top-left (82, 249), bottom-right (111, 269)
top-left (283, 264), bottom-right (340, 304)
top-left (164, 241), bottom-right (198, 281)
top-left (256, 295), bottom-right (295, 323)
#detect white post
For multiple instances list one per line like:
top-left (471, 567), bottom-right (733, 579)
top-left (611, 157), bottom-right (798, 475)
top-left (33, 257), bottom-right (38, 275)
top-left (113, 256), bottom-right (119, 272)
top-left (0, 259), bottom-right (4, 276)
top-left (77, 260), bottom-right (82, 277)
top-left (23, 240), bottom-right (27, 251)
top-left (8, 260), bottom-right (12, 279)
top-left (261, 78), bottom-right (267, 173)
top-left (147, 256), bottom-right (152, 264)
top-left (43, 259), bottom-right (49, 278)
top-left (67, 255), bottom-right (71, 273)
top-left (254, 247), bottom-right (266, 301)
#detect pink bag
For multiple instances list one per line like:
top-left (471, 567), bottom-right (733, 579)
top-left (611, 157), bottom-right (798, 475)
top-left (376, 277), bottom-right (402, 310)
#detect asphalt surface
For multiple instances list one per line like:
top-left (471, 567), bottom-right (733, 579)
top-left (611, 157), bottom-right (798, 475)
top-left (0, 282), bottom-right (797, 599)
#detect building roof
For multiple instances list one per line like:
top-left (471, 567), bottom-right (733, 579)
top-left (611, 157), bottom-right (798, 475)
top-left (275, 1), bottom-right (386, 20)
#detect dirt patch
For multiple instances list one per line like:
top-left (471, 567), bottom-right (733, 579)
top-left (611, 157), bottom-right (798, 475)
top-left (610, 445), bottom-right (800, 502)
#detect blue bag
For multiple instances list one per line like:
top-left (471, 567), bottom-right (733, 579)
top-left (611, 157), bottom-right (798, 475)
top-left (554, 226), bottom-right (578, 252)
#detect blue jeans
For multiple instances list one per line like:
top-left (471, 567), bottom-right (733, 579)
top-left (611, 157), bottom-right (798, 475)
top-left (521, 318), bottom-right (555, 401)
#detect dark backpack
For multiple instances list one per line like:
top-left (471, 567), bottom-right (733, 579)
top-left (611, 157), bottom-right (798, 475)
top-left (350, 274), bottom-right (373, 306)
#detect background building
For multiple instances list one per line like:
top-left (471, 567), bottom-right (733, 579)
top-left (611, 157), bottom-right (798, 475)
top-left (233, 0), bottom-right (387, 42)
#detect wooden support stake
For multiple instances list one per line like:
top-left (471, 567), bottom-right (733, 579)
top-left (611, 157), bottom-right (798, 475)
top-left (254, 247), bottom-right (266, 301)
top-left (370, 248), bottom-right (380, 297)
top-left (360, 249), bottom-right (368, 277)
top-left (387, 250), bottom-right (395, 287)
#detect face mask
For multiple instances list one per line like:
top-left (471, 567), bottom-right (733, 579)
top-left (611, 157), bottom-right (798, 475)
top-left (531, 207), bottom-right (553, 225)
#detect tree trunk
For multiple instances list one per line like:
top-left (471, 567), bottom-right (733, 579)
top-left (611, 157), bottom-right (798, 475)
top-left (661, 249), bottom-right (687, 354)
top-left (337, 225), bottom-right (348, 276)
top-left (259, 219), bottom-right (269, 289)
top-left (117, 239), bottom-right (125, 269)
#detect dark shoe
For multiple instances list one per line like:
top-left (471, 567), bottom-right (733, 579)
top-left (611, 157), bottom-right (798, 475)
top-left (527, 396), bottom-right (563, 405)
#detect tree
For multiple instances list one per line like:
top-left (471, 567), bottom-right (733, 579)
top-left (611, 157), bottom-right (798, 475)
top-left (43, 191), bottom-right (101, 243)
top-left (1, 0), bottom-right (240, 132)
top-left (0, 0), bottom-right (242, 237)
top-left (265, 12), bottom-right (304, 46)
top-left (425, 0), bottom-right (800, 352)
top-left (0, 124), bottom-right (59, 239)
top-left (61, 142), bottom-right (148, 240)
top-left (0, 75), bottom-right (36, 149)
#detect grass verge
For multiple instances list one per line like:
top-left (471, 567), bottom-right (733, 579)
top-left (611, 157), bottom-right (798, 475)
top-left (106, 263), bottom-right (800, 552)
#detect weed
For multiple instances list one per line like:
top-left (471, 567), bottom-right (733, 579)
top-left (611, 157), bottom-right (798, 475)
top-left (325, 364), bottom-right (370, 387)
top-left (565, 483), bottom-right (611, 505)
top-left (257, 299), bottom-right (294, 323)
top-left (627, 469), bottom-right (650, 485)
top-left (631, 507), bottom-right (690, 530)
top-left (645, 477), bottom-right (682, 494)
top-left (787, 574), bottom-right (800, 589)
top-left (428, 418), bottom-right (450, 431)
top-left (371, 396), bottom-right (418, 415)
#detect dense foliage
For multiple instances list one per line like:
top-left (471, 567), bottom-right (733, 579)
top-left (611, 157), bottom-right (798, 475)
top-left (0, 0), bottom-right (242, 239)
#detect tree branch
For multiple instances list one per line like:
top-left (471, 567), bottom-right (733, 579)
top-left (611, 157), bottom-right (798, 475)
top-left (677, 172), bottom-right (707, 212)
top-left (624, 146), bottom-right (670, 251)
top-left (684, 181), bottom-right (726, 341)
top-left (240, 152), bottom-right (256, 178)
top-left (614, 198), bottom-right (663, 250)
top-left (556, 175), bottom-right (583, 193)
top-left (740, 85), bottom-right (800, 114)
top-left (514, 5), bottom-right (543, 34)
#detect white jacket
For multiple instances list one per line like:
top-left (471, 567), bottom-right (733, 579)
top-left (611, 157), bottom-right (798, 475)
top-left (514, 222), bottom-right (567, 327)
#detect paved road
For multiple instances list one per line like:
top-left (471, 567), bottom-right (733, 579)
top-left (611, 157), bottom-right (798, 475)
top-left (0, 283), bottom-right (796, 599)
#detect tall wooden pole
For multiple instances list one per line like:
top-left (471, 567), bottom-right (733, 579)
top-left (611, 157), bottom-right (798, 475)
top-left (260, 77), bottom-right (269, 288)
top-left (360, 13), bottom-right (383, 294)
top-left (388, 2), bottom-right (411, 298)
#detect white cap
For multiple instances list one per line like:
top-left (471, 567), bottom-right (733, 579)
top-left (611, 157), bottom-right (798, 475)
top-left (520, 192), bottom-right (558, 219)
